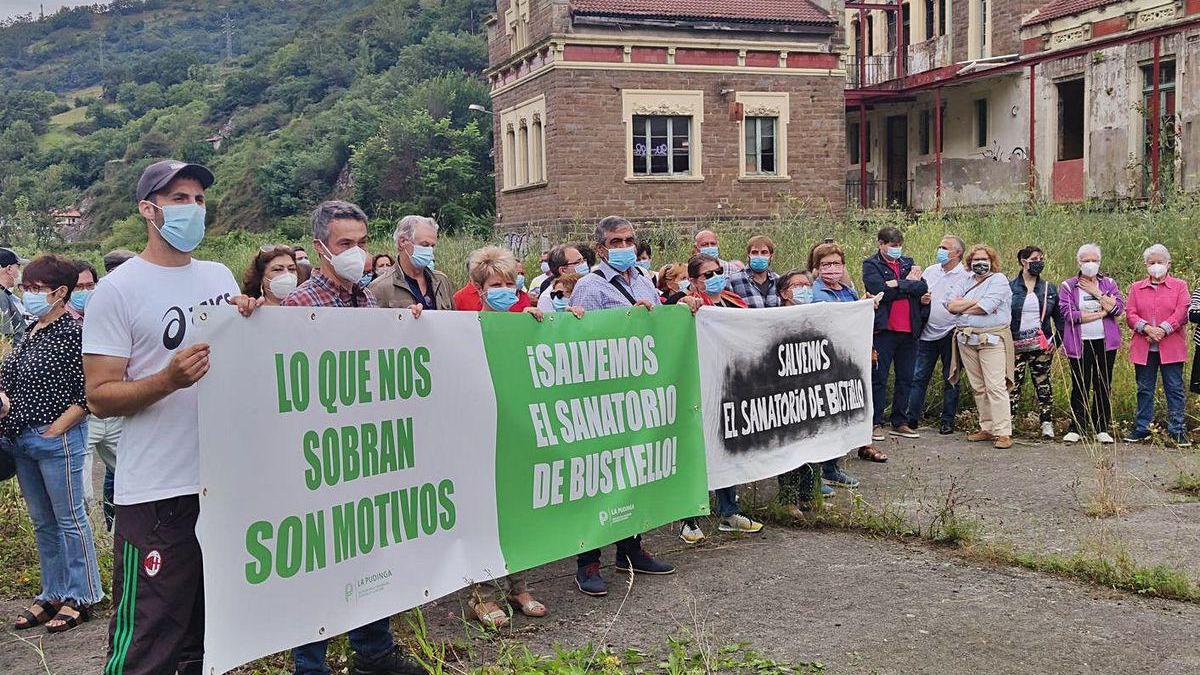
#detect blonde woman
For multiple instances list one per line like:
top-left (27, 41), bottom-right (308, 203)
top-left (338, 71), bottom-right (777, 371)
top-left (945, 244), bottom-right (1015, 449)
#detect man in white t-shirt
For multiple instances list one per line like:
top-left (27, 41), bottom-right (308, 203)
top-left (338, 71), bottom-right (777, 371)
top-left (906, 234), bottom-right (970, 435)
top-left (84, 160), bottom-right (258, 675)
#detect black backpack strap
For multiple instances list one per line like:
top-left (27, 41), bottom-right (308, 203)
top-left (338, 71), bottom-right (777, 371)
top-left (593, 268), bottom-right (638, 306)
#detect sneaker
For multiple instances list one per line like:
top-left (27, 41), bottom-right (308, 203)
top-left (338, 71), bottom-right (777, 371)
top-left (353, 647), bottom-right (425, 675)
top-left (824, 470), bottom-right (860, 489)
top-left (1041, 421), bottom-right (1055, 439)
top-left (718, 514), bottom-right (764, 533)
top-left (575, 563), bottom-right (608, 596)
top-left (1123, 430), bottom-right (1151, 443)
top-left (1096, 432), bottom-right (1116, 445)
top-left (679, 521), bottom-right (705, 544)
top-left (821, 483), bottom-right (835, 498)
top-left (872, 425), bottom-right (886, 441)
top-left (615, 548), bottom-right (675, 575)
top-left (1173, 434), bottom-right (1193, 449)
top-left (967, 430), bottom-right (994, 442)
top-left (891, 425), bottom-right (920, 439)
top-left (939, 422), bottom-right (954, 435)
top-left (1062, 431), bottom-right (1082, 444)
top-left (993, 436), bottom-right (1013, 449)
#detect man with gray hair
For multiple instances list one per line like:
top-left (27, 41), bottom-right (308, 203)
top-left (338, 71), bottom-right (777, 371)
top-left (282, 201), bottom-right (424, 674)
top-left (369, 214), bottom-right (453, 311)
top-left (906, 234), bottom-right (969, 435)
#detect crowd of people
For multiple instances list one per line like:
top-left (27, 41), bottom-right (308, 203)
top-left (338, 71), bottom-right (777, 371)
top-left (0, 158), bottom-right (1198, 675)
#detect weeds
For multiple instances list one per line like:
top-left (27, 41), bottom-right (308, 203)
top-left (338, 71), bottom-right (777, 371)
top-left (1082, 445), bottom-right (1131, 518)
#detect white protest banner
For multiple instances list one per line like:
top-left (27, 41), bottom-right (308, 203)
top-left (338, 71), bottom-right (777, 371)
top-left (695, 301), bottom-right (875, 490)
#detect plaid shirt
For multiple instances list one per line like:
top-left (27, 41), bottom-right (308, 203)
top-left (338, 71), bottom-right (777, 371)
top-left (729, 268), bottom-right (780, 308)
top-left (281, 269), bottom-right (377, 308)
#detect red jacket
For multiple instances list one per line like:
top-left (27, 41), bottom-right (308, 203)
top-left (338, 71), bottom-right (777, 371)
top-left (452, 284), bottom-right (532, 312)
top-left (1126, 275), bottom-right (1191, 365)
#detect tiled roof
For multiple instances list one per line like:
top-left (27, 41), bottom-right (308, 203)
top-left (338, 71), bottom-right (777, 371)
top-left (1023, 0), bottom-right (1119, 25)
top-left (572, 0), bottom-right (835, 25)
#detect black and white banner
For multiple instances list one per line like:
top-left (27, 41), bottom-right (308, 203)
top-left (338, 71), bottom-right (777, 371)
top-left (697, 301), bottom-right (875, 490)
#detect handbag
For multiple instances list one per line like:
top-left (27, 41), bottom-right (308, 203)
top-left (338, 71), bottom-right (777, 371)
top-left (1014, 283), bottom-right (1051, 353)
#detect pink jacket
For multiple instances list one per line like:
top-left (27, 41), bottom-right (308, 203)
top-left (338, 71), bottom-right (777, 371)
top-left (1126, 275), bottom-right (1191, 365)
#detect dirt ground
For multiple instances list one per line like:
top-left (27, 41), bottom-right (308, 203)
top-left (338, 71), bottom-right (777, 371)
top-left (2, 433), bottom-right (1199, 674)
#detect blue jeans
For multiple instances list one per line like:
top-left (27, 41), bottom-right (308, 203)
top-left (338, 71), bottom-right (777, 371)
top-left (11, 421), bottom-right (104, 605)
top-left (872, 330), bottom-right (917, 428)
top-left (714, 486), bottom-right (738, 517)
top-left (906, 335), bottom-right (960, 428)
top-left (1134, 352), bottom-right (1186, 437)
top-left (293, 617), bottom-right (395, 674)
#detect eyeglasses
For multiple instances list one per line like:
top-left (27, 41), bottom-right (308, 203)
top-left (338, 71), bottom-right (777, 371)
top-left (20, 284), bottom-right (59, 294)
top-left (550, 290), bottom-right (567, 300)
top-left (819, 262), bottom-right (844, 270)
top-left (698, 269), bottom-right (723, 280)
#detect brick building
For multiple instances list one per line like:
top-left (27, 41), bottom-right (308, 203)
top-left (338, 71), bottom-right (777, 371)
top-left (844, 0), bottom-right (1200, 209)
top-left (485, 0), bottom-right (847, 230)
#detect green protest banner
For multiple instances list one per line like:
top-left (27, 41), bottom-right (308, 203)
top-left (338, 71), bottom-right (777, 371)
top-left (480, 305), bottom-right (710, 573)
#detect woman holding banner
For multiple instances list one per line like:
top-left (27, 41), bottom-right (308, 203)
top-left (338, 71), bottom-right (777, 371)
top-left (672, 253), bottom-right (764, 544)
top-left (459, 246), bottom-right (556, 627)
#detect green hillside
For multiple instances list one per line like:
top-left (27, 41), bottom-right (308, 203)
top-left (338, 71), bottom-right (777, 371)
top-left (0, 0), bottom-right (496, 251)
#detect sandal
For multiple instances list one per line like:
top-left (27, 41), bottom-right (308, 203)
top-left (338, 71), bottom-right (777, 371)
top-left (467, 597), bottom-right (509, 629)
top-left (858, 445), bottom-right (889, 463)
top-left (508, 591), bottom-right (548, 618)
top-left (13, 599), bottom-right (60, 630)
top-left (45, 602), bottom-right (91, 634)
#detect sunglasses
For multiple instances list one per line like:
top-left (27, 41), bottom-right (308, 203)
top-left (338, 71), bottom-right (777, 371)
top-left (550, 290), bottom-right (567, 300)
top-left (259, 244), bottom-right (290, 253)
top-left (698, 269), bottom-right (723, 280)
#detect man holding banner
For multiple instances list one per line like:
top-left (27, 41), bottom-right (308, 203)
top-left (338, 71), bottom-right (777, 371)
top-left (568, 216), bottom-right (701, 597)
top-left (83, 160), bottom-right (259, 675)
top-left (280, 200), bottom-right (424, 675)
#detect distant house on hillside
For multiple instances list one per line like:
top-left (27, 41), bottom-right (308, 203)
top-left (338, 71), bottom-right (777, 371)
top-left (51, 208), bottom-right (82, 228)
top-left (485, 0), bottom-right (847, 230)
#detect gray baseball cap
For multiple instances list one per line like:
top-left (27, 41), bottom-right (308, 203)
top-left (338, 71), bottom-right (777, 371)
top-left (136, 159), bottom-right (214, 202)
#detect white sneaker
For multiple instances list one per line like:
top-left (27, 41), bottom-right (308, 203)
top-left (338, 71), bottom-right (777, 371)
top-left (1096, 432), bottom-right (1115, 445)
top-left (717, 514), bottom-right (764, 534)
top-left (1041, 421), bottom-right (1055, 439)
top-left (1063, 431), bottom-right (1082, 444)
top-left (679, 521), bottom-right (705, 544)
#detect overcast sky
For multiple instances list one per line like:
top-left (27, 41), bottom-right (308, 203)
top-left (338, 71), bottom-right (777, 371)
top-left (3, 1), bottom-right (96, 21)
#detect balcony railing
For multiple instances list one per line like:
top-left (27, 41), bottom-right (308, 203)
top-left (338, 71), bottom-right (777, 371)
top-left (846, 54), bottom-right (905, 89)
top-left (845, 179), bottom-right (914, 209)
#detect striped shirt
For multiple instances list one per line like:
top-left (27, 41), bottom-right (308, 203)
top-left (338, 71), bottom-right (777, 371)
top-left (281, 268), bottom-right (377, 308)
top-left (1190, 287), bottom-right (1200, 347)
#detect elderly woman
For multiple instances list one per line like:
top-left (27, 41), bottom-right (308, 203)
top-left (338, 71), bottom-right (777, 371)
top-left (1058, 243), bottom-right (1124, 445)
top-left (673, 253), bottom-right (764, 543)
top-left (1009, 246), bottom-right (1062, 439)
top-left (242, 245), bottom-right (298, 306)
top-left (3, 255), bottom-right (102, 633)
top-left (656, 262), bottom-right (690, 304)
top-left (945, 244), bottom-right (1014, 449)
top-left (458, 246), bottom-right (555, 628)
top-left (1124, 244), bottom-right (1192, 447)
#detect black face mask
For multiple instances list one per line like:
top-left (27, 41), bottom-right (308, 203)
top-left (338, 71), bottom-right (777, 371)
top-left (971, 261), bottom-right (992, 275)
top-left (1028, 261), bottom-right (1045, 276)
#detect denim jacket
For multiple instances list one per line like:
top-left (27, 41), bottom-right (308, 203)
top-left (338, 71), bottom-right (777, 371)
top-left (1009, 275), bottom-right (1063, 345)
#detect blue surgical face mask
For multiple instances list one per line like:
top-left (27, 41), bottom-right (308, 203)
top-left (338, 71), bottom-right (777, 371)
top-left (935, 248), bottom-right (951, 265)
top-left (886, 246), bottom-right (903, 260)
top-left (699, 245), bottom-right (719, 258)
top-left (677, 279), bottom-right (690, 293)
top-left (148, 202), bottom-right (206, 253)
top-left (749, 255), bottom-right (770, 273)
top-left (552, 297), bottom-right (569, 312)
top-left (791, 286), bottom-right (813, 305)
top-left (516, 274), bottom-right (525, 291)
top-left (704, 273), bottom-right (727, 295)
top-left (636, 259), bottom-right (651, 270)
top-left (607, 246), bottom-right (636, 272)
top-left (359, 273), bottom-right (374, 287)
top-left (485, 286), bottom-right (518, 312)
top-left (574, 261), bottom-right (590, 275)
top-left (70, 289), bottom-right (91, 313)
top-left (23, 290), bottom-right (60, 319)
top-left (409, 244), bottom-right (434, 269)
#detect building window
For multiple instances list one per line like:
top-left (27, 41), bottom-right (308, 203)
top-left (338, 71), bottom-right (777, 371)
top-left (848, 119), bottom-right (872, 164)
top-left (902, 3), bottom-right (911, 48)
top-left (886, 11), bottom-right (897, 52)
top-left (980, 0), bottom-right (988, 49)
top-left (504, 0), bottom-right (530, 54)
top-left (744, 117), bottom-right (777, 175)
top-left (632, 115), bottom-right (692, 176)
top-left (938, 0), bottom-right (947, 35)
top-left (924, 0), bottom-right (935, 42)
top-left (974, 98), bottom-right (988, 148)
top-left (499, 95), bottom-right (546, 191)
top-left (919, 110), bottom-right (930, 155)
top-left (1141, 60), bottom-right (1177, 194)
top-left (867, 14), bottom-right (875, 54)
top-left (1056, 79), bottom-right (1084, 161)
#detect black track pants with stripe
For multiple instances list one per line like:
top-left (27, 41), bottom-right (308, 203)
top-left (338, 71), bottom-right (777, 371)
top-left (105, 495), bottom-right (204, 675)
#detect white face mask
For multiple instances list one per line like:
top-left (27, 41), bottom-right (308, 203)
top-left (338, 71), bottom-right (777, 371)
top-left (1148, 263), bottom-right (1168, 280)
top-left (267, 272), bottom-right (298, 299)
top-left (1079, 261), bottom-right (1100, 278)
top-left (318, 241), bottom-right (367, 284)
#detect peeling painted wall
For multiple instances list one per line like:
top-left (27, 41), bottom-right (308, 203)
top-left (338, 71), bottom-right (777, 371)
top-left (1180, 32), bottom-right (1200, 193)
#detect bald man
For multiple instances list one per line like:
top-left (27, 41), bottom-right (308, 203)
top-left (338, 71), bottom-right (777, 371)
top-left (693, 230), bottom-right (744, 274)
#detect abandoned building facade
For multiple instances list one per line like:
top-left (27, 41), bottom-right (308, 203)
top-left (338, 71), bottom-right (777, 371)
top-left (486, 0), bottom-right (1200, 228)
